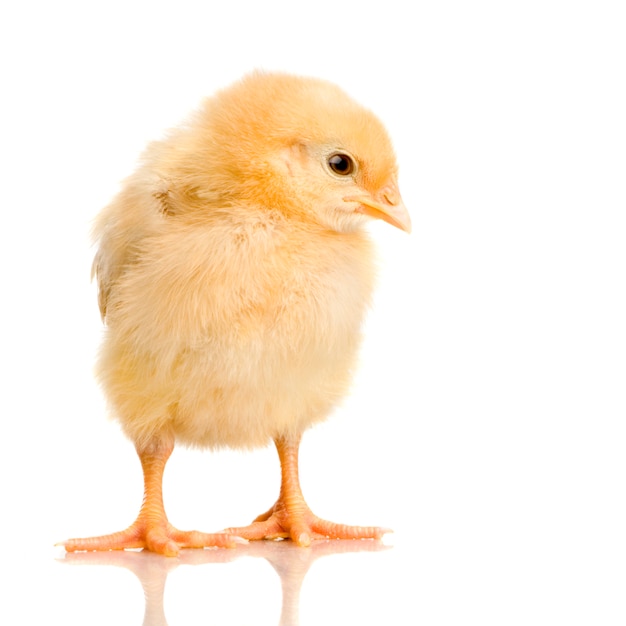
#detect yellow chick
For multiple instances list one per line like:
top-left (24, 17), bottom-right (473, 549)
top-left (64, 71), bottom-right (410, 556)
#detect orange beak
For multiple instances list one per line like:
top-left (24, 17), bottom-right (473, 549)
top-left (344, 181), bottom-right (411, 233)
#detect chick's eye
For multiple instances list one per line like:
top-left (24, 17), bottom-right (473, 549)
top-left (327, 153), bottom-right (355, 176)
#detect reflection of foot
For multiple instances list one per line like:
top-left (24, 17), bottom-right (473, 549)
top-left (227, 500), bottom-right (390, 546)
top-left (225, 435), bottom-right (391, 547)
top-left (64, 519), bottom-right (240, 557)
top-left (59, 533), bottom-right (391, 626)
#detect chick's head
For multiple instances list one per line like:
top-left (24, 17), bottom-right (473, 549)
top-left (159, 71), bottom-right (410, 233)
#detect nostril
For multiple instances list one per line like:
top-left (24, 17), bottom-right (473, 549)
top-left (381, 185), bottom-right (399, 206)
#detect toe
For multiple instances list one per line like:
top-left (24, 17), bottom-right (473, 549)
top-left (310, 518), bottom-right (392, 540)
top-left (225, 519), bottom-right (285, 541)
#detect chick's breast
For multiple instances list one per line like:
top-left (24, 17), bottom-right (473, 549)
top-left (97, 199), bottom-right (376, 450)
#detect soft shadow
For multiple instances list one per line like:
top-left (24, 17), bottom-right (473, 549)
top-left (59, 539), bottom-right (391, 626)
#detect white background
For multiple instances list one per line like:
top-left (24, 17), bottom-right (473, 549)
top-left (1, 1), bottom-right (624, 624)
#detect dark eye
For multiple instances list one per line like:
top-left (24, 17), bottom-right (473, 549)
top-left (327, 153), bottom-right (355, 176)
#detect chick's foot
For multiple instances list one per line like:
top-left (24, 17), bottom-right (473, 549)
top-left (64, 521), bottom-right (239, 557)
top-left (226, 501), bottom-right (390, 547)
top-left (225, 435), bottom-right (391, 547)
top-left (62, 436), bottom-right (242, 557)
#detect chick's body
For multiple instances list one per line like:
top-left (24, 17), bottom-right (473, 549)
top-left (99, 196), bottom-right (374, 450)
top-left (66, 72), bottom-right (410, 555)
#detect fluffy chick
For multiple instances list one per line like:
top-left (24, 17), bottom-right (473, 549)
top-left (64, 71), bottom-right (410, 556)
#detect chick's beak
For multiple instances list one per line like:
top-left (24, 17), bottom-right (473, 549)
top-left (345, 182), bottom-right (412, 233)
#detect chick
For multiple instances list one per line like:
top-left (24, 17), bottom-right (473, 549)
top-left (64, 71), bottom-right (410, 556)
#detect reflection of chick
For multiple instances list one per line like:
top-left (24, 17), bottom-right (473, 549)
top-left (64, 72), bottom-right (410, 556)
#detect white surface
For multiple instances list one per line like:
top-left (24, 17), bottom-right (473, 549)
top-left (1, 1), bottom-right (625, 624)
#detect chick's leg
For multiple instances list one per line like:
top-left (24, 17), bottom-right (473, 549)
top-left (226, 435), bottom-right (390, 547)
top-left (64, 436), bottom-right (238, 556)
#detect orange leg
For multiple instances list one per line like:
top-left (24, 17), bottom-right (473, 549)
top-left (226, 435), bottom-right (391, 546)
top-left (63, 436), bottom-right (239, 556)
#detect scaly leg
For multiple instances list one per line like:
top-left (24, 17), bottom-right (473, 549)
top-left (63, 435), bottom-right (240, 556)
top-left (226, 435), bottom-right (391, 546)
